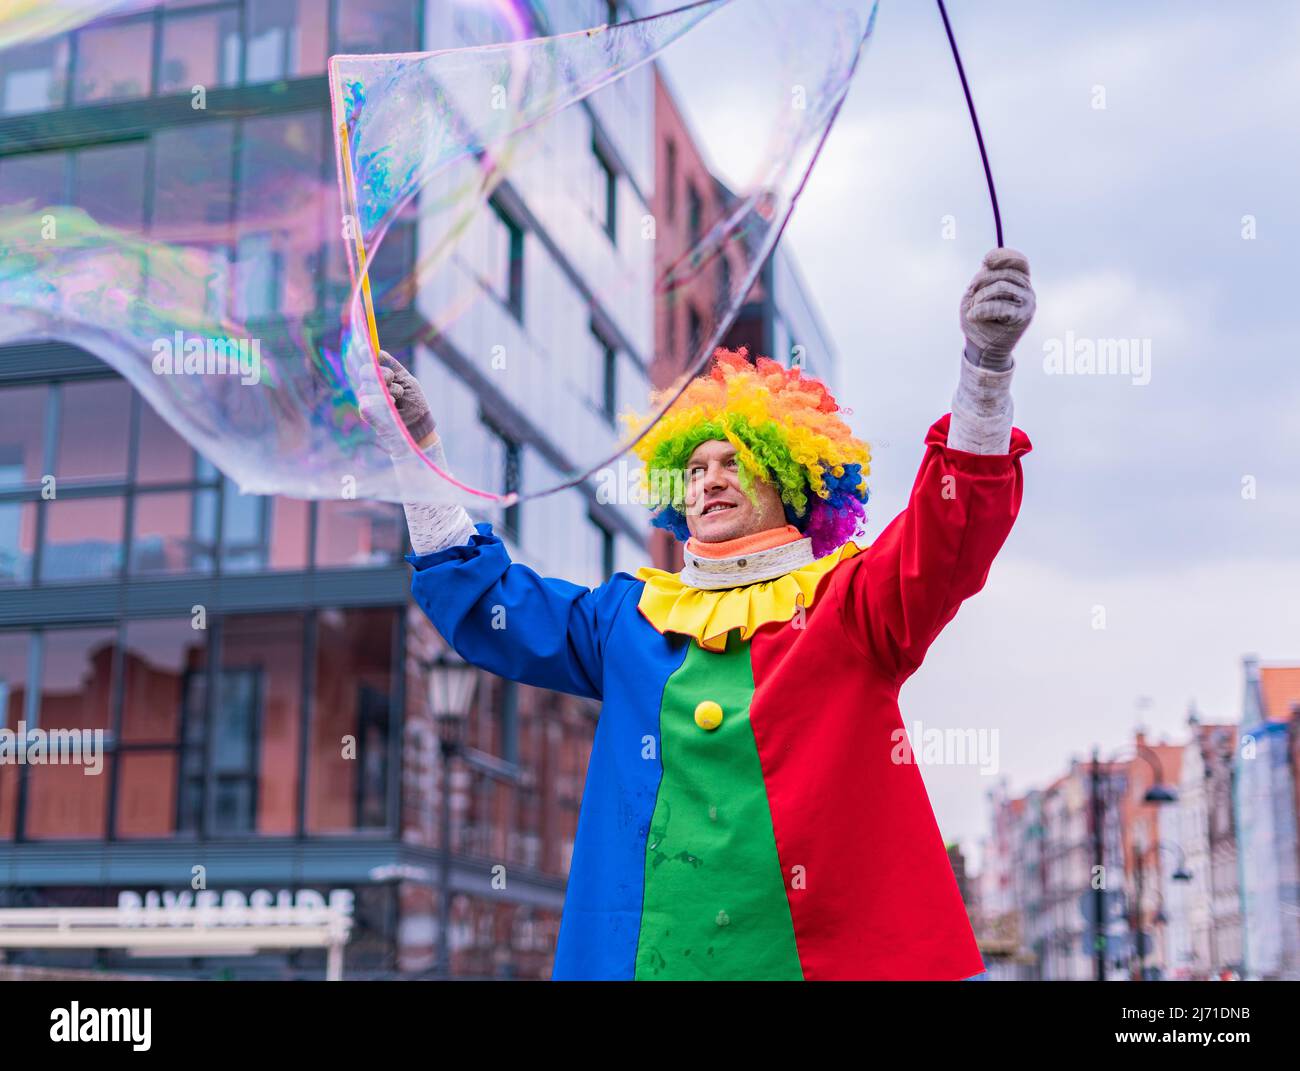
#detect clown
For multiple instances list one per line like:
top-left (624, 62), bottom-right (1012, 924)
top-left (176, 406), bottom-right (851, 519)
top-left (359, 247), bottom-right (1035, 980)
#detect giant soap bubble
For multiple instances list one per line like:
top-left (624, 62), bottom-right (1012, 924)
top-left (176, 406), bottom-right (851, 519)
top-left (0, 0), bottom-right (880, 511)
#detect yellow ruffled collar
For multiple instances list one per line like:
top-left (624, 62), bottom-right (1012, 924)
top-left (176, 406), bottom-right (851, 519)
top-left (634, 541), bottom-right (864, 652)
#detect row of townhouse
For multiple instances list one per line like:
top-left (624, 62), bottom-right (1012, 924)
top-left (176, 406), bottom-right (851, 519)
top-left (975, 658), bottom-right (1300, 981)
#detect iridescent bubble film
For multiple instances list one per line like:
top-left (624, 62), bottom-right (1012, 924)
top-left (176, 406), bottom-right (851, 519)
top-left (0, 0), bottom-right (879, 511)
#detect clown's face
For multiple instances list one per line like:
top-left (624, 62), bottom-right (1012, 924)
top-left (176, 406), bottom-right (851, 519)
top-left (683, 439), bottom-right (787, 543)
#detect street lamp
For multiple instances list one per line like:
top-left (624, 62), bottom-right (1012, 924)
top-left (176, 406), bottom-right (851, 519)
top-left (1159, 842), bottom-right (1193, 884)
top-left (422, 649), bottom-right (524, 980)
top-left (426, 649), bottom-right (479, 980)
top-left (1133, 743), bottom-right (1179, 804)
top-left (1090, 742), bottom-right (1180, 982)
top-left (428, 649), bottom-right (478, 752)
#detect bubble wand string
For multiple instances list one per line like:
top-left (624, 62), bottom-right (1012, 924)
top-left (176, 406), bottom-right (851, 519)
top-left (935, 0), bottom-right (1003, 246)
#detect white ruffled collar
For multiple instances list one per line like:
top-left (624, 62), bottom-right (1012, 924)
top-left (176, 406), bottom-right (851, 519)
top-left (679, 536), bottom-right (816, 590)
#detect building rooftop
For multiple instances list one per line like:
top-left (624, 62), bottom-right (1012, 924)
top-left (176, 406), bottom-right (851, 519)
top-left (1259, 665), bottom-right (1300, 722)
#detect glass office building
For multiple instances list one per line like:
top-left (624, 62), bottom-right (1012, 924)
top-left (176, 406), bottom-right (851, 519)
top-left (0, 0), bottom-right (654, 979)
top-left (0, 0), bottom-right (836, 979)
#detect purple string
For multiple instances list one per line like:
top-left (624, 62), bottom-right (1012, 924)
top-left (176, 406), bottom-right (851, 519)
top-left (936, 0), bottom-right (1003, 247)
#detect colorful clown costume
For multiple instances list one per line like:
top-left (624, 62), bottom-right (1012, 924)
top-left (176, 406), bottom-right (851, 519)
top-left (405, 414), bottom-right (1032, 980)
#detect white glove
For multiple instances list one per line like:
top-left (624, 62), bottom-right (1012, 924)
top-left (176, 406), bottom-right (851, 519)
top-left (356, 350), bottom-right (436, 456)
top-left (959, 248), bottom-right (1036, 371)
top-left (356, 352), bottom-right (477, 552)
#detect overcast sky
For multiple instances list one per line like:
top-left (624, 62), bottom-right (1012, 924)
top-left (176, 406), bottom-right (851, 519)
top-left (13, 0), bottom-right (1296, 871)
top-left (656, 0), bottom-right (1300, 866)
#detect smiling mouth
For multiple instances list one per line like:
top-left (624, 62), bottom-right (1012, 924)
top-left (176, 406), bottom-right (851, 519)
top-left (701, 503), bottom-right (736, 516)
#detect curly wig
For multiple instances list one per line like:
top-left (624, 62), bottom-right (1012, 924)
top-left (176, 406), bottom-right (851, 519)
top-left (619, 347), bottom-right (870, 558)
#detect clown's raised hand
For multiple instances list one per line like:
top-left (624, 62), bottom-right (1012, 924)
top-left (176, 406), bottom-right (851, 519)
top-left (959, 248), bottom-right (1035, 371)
top-left (360, 350), bottom-right (478, 554)
top-left (357, 350), bottom-right (437, 455)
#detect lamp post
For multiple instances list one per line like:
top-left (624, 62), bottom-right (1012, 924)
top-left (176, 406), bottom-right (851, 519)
top-left (423, 649), bottom-right (524, 979)
top-left (1151, 841), bottom-right (1193, 979)
top-left (1090, 742), bottom-right (1180, 982)
top-left (426, 649), bottom-right (479, 980)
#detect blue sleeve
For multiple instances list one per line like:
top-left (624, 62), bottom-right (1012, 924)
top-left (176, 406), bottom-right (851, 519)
top-left (405, 522), bottom-right (639, 700)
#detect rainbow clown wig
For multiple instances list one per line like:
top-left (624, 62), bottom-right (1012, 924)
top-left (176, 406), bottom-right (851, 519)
top-left (620, 347), bottom-right (871, 559)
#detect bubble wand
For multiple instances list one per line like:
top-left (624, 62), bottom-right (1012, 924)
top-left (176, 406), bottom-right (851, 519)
top-left (337, 118), bottom-right (510, 503)
top-left (337, 121), bottom-right (383, 357)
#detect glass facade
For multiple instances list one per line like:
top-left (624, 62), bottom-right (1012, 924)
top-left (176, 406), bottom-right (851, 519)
top-left (0, 605), bottom-right (399, 843)
top-left (0, 0), bottom-right (658, 979)
top-left (0, 1), bottom-right (405, 118)
top-left (0, 375), bottom-right (396, 589)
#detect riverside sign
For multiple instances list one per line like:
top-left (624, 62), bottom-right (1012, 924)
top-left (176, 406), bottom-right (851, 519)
top-left (116, 888), bottom-right (355, 922)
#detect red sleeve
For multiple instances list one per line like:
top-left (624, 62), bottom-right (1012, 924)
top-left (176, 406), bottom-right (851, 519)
top-left (839, 413), bottom-right (1031, 682)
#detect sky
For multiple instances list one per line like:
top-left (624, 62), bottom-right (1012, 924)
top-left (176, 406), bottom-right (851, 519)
top-left (655, 0), bottom-right (1300, 866)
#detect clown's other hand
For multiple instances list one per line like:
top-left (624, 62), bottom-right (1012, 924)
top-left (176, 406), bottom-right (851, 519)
top-left (357, 350), bottom-right (437, 455)
top-left (959, 248), bottom-right (1035, 371)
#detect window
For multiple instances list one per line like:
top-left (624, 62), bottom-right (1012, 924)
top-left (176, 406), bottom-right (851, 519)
top-left (134, 399), bottom-right (196, 485)
top-left (590, 515), bottom-right (614, 583)
top-left (496, 431), bottom-right (522, 541)
top-left (0, 385), bottom-right (48, 488)
top-left (487, 198), bottom-right (525, 322)
top-left (72, 17), bottom-right (155, 104)
top-left (590, 322), bottom-right (617, 424)
top-left (687, 181), bottom-right (703, 246)
top-left (218, 614), bottom-right (302, 835)
top-left (129, 490), bottom-right (219, 576)
top-left (239, 0), bottom-right (332, 79)
top-left (24, 628), bottom-right (117, 839)
top-left (0, 599), bottom-right (402, 842)
top-left (115, 618), bottom-right (204, 839)
top-left (178, 667), bottom-right (257, 834)
top-left (0, 150), bottom-right (67, 213)
top-left (246, 0), bottom-right (296, 83)
top-left (72, 141), bottom-right (148, 231)
top-left (336, 0), bottom-right (420, 54)
top-left (0, 36), bottom-right (70, 115)
top-left (315, 500), bottom-right (403, 568)
top-left (237, 113), bottom-right (326, 318)
top-left (41, 497), bottom-right (125, 583)
top-left (368, 220), bottom-right (415, 311)
top-left (0, 630), bottom-right (30, 839)
top-left (221, 477), bottom-right (270, 571)
top-left (593, 137), bottom-right (617, 242)
top-left (0, 503), bottom-right (36, 588)
top-left (497, 679), bottom-right (519, 767)
top-left (665, 138), bottom-right (677, 223)
top-left (151, 122), bottom-right (236, 233)
top-left (308, 608), bottom-right (395, 832)
top-left (157, 5), bottom-right (241, 94)
top-left (234, 232), bottom-right (281, 320)
top-left (178, 613), bottom-right (303, 836)
top-left (55, 379), bottom-right (131, 483)
top-left (0, 377), bottom-right (322, 586)
top-left (688, 304), bottom-right (703, 357)
top-left (268, 498), bottom-right (311, 571)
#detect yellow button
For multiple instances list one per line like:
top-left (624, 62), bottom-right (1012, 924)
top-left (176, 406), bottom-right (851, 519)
top-left (694, 700), bottom-right (723, 731)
